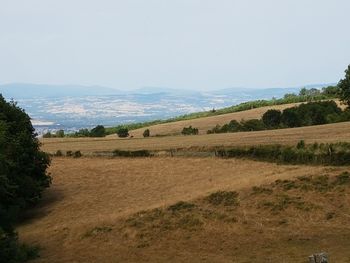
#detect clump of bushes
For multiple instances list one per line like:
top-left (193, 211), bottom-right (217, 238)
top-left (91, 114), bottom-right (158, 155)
top-left (216, 141), bottom-right (350, 166)
top-left (167, 201), bottom-right (196, 212)
top-left (112, 149), bottom-right (152, 157)
top-left (181, 126), bottom-right (199, 135)
top-left (43, 129), bottom-right (65, 138)
top-left (208, 101), bottom-right (350, 134)
top-left (206, 191), bottom-right (239, 206)
top-left (117, 127), bottom-right (129, 138)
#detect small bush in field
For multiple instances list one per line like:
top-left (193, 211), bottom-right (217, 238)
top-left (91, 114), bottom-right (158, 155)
top-left (66, 151), bottom-right (73, 157)
top-left (181, 126), bottom-right (199, 135)
top-left (143, 129), bottom-right (150, 137)
top-left (73, 151), bottom-right (82, 158)
top-left (55, 150), bottom-right (63, 157)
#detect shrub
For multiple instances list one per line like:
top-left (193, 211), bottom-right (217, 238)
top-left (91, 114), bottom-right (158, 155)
top-left (66, 150), bottom-right (73, 157)
top-left (112, 149), bottom-right (151, 157)
top-left (217, 142), bottom-right (350, 166)
top-left (296, 140), bottom-right (305, 149)
top-left (90, 125), bottom-right (106, 137)
top-left (117, 127), bottom-right (129, 138)
top-left (143, 129), bottom-right (150, 137)
top-left (73, 151), bottom-right (82, 158)
top-left (206, 191), bottom-right (239, 206)
top-left (181, 126), bottom-right (199, 135)
top-left (240, 119), bottom-right (266, 131)
top-left (262, 109), bottom-right (282, 128)
top-left (168, 201), bottom-right (196, 212)
top-left (55, 150), bottom-right (63, 157)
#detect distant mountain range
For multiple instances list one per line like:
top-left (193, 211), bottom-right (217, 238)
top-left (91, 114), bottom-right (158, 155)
top-left (0, 83), bottom-right (335, 135)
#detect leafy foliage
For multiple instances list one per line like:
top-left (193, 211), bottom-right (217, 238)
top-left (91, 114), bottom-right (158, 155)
top-left (262, 109), bottom-right (282, 128)
top-left (338, 64), bottom-right (350, 107)
top-left (181, 126), bottom-right (199, 135)
top-left (217, 141), bottom-right (350, 166)
top-left (116, 127), bottom-right (129, 138)
top-left (143, 129), bottom-right (150, 138)
top-left (0, 95), bottom-right (51, 262)
top-left (209, 101), bottom-right (348, 134)
top-left (90, 125), bottom-right (106, 137)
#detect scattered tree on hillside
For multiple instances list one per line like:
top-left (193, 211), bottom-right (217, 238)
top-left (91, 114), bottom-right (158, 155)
top-left (338, 64), bottom-right (350, 107)
top-left (143, 129), bottom-right (150, 137)
top-left (181, 126), bottom-right (199, 135)
top-left (117, 127), bottom-right (129, 138)
top-left (90, 125), bottom-right (106, 137)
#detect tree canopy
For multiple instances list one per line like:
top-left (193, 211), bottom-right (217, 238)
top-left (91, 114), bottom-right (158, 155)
top-left (0, 95), bottom-right (51, 262)
top-left (338, 64), bottom-right (350, 107)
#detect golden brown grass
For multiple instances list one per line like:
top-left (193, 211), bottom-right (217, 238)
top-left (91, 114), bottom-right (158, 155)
top-left (41, 121), bottom-right (350, 154)
top-left (18, 157), bottom-right (350, 262)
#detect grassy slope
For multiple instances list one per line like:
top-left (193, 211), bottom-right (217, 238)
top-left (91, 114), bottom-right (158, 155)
top-left (18, 157), bottom-right (350, 262)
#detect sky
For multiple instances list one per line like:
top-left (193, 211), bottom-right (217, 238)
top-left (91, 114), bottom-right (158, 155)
top-left (0, 0), bottom-right (349, 91)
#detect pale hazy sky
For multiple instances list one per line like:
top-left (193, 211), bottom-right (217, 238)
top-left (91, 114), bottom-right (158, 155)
top-left (0, 0), bottom-right (349, 91)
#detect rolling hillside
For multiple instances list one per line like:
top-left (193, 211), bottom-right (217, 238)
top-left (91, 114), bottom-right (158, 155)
top-left (127, 100), bottom-right (343, 137)
top-left (18, 157), bottom-right (350, 262)
top-left (24, 99), bottom-right (350, 262)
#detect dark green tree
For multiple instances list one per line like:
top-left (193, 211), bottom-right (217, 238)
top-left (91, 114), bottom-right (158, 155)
top-left (240, 119), bottom-right (266, 131)
top-left (55, 129), bottom-right (65, 138)
top-left (0, 95), bottom-right (51, 262)
top-left (117, 127), bottom-right (129, 138)
top-left (338, 64), bottom-right (350, 107)
top-left (281, 108), bottom-right (301, 127)
top-left (143, 129), bottom-right (150, 137)
top-left (181, 126), bottom-right (199, 135)
top-left (90, 125), bottom-right (106, 137)
top-left (262, 109), bottom-right (282, 128)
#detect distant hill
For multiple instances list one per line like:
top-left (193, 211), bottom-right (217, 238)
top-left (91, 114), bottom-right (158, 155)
top-left (0, 83), bottom-right (121, 98)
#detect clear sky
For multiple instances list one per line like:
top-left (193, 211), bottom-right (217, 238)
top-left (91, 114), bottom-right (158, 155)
top-left (0, 0), bottom-right (349, 91)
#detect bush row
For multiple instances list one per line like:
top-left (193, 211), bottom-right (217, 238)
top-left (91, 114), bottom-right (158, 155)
top-left (112, 149), bottom-right (152, 157)
top-left (208, 101), bottom-right (350, 134)
top-left (216, 141), bottom-right (350, 165)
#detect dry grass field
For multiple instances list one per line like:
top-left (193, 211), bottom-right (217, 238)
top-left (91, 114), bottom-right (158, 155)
top-left (18, 157), bottom-right (350, 262)
top-left (41, 121), bottom-right (350, 155)
top-left (24, 102), bottom-right (350, 262)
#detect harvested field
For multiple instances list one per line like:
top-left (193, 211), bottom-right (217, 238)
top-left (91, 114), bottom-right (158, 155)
top-left (41, 121), bottom-right (350, 155)
top-left (18, 157), bottom-right (350, 262)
